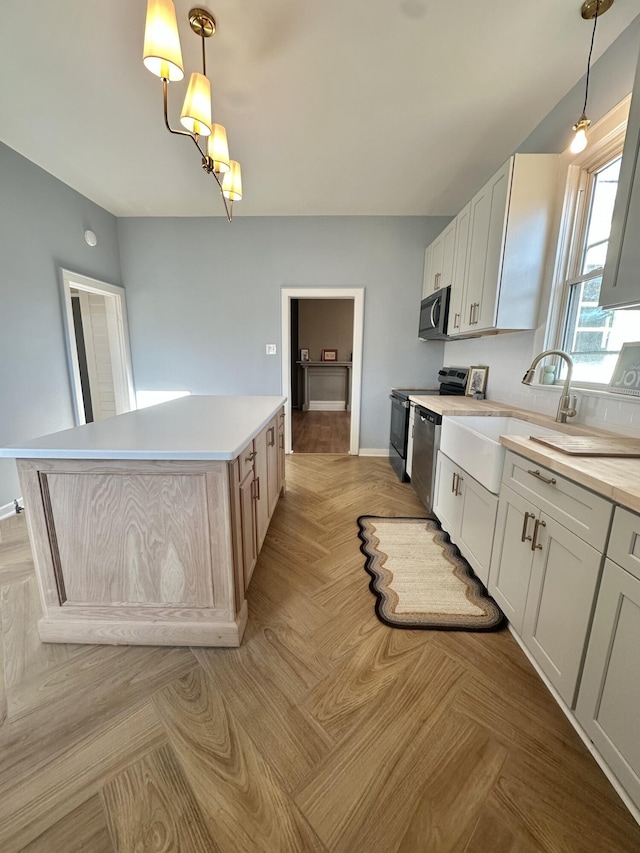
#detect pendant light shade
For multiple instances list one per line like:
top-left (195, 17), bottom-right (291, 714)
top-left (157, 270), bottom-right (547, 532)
top-left (222, 160), bottom-right (242, 201)
top-left (207, 124), bottom-right (231, 173)
top-left (143, 0), bottom-right (184, 82)
top-left (180, 72), bottom-right (212, 136)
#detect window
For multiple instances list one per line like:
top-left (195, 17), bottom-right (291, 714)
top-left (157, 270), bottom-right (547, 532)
top-left (553, 101), bottom-right (640, 386)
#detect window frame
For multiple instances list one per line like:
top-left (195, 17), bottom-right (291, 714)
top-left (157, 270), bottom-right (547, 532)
top-left (544, 97), bottom-right (630, 389)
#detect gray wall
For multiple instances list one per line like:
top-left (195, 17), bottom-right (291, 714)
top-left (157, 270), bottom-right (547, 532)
top-left (0, 143), bottom-right (122, 510)
top-left (298, 298), bottom-right (354, 364)
top-left (117, 216), bottom-right (450, 449)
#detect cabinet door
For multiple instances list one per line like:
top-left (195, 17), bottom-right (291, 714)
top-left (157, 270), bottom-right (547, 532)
top-left (277, 408), bottom-right (285, 495)
top-left (522, 513), bottom-right (603, 707)
top-left (430, 233), bottom-right (445, 291)
top-left (421, 246), bottom-right (433, 299)
top-left (576, 559), bottom-right (640, 810)
top-left (600, 51), bottom-right (640, 309)
top-left (433, 452), bottom-right (461, 539)
top-left (448, 202), bottom-right (470, 335)
top-left (441, 219), bottom-right (457, 290)
top-left (457, 476), bottom-right (498, 587)
top-left (460, 160), bottom-right (511, 334)
top-left (265, 415), bottom-right (279, 518)
top-left (254, 426), bottom-right (270, 552)
top-left (239, 467), bottom-right (257, 591)
top-left (488, 485), bottom-right (535, 633)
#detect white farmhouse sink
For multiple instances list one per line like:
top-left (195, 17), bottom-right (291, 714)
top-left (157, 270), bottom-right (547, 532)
top-left (440, 416), bottom-right (566, 494)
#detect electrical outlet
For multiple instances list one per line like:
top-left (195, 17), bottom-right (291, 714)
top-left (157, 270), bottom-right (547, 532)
top-left (265, 344), bottom-right (277, 355)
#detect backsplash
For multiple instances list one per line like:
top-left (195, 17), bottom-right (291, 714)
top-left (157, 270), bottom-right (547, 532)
top-left (443, 330), bottom-right (640, 436)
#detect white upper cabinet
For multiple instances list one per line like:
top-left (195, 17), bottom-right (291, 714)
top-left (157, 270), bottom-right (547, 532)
top-left (422, 219), bottom-right (456, 298)
top-left (448, 202), bottom-right (471, 334)
top-left (449, 154), bottom-right (558, 337)
top-left (600, 49), bottom-right (640, 309)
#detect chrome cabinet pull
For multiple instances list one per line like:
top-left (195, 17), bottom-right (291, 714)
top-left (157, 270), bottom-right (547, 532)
top-left (527, 469), bottom-right (556, 486)
top-left (245, 450), bottom-right (256, 463)
top-left (453, 312), bottom-right (460, 329)
top-left (451, 472), bottom-right (458, 493)
top-left (254, 476), bottom-right (261, 501)
top-left (521, 511), bottom-right (534, 543)
top-left (268, 426), bottom-right (275, 447)
top-left (455, 475), bottom-right (463, 496)
top-left (468, 303), bottom-right (474, 324)
top-left (531, 518), bottom-right (546, 551)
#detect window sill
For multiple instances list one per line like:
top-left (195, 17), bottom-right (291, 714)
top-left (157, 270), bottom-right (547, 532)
top-left (527, 383), bottom-right (640, 404)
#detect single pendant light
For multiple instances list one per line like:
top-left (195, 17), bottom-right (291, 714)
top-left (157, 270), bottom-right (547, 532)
top-left (570, 0), bottom-right (615, 155)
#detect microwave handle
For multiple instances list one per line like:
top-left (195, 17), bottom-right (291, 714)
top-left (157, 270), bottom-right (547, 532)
top-left (430, 300), bottom-right (438, 329)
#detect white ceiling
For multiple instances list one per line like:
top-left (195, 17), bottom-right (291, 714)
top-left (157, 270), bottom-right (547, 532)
top-left (0, 0), bottom-right (637, 217)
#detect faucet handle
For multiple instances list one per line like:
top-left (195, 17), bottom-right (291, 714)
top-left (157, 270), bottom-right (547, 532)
top-left (565, 395), bottom-right (577, 418)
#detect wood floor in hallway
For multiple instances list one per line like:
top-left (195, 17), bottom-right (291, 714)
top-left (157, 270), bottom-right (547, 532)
top-left (1, 454), bottom-right (639, 852)
top-left (292, 411), bottom-right (350, 453)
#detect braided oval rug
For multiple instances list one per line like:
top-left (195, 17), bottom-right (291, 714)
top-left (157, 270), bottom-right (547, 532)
top-left (357, 516), bottom-right (503, 631)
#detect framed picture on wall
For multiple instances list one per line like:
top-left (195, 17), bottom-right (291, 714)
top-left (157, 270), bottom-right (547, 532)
top-left (466, 365), bottom-right (489, 397)
top-left (300, 348), bottom-right (310, 362)
top-left (608, 341), bottom-right (640, 397)
top-left (322, 349), bottom-right (338, 362)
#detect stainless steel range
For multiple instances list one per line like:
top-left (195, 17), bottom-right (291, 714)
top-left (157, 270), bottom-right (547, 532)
top-left (389, 368), bottom-right (468, 483)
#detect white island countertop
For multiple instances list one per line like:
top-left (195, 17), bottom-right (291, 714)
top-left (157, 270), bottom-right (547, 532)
top-left (0, 395), bottom-right (286, 461)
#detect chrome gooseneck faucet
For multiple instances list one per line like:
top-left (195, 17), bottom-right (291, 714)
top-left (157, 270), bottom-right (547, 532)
top-left (522, 349), bottom-right (577, 424)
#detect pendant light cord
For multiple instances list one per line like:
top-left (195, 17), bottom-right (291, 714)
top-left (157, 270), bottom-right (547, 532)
top-left (582, 3), bottom-right (600, 115)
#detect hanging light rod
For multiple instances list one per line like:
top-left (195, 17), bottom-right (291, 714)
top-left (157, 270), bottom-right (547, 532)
top-left (143, 0), bottom-right (242, 220)
top-left (570, 0), bottom-right (615, 155)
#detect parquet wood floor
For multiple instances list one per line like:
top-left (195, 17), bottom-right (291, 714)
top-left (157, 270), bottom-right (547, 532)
top-left (1, 455), bottom-right (640, 852)
top-left (292, 411), bottom-right (350, 453)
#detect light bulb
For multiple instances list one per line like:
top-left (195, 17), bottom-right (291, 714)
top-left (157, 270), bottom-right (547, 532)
top-left (570, 115), bottom-right (591, 155)
top-left (571, 127), bottom-right (588, 154)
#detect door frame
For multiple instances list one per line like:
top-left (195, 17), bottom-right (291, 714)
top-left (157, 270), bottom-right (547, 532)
top-left (60, 269), bottom-right (136, 425)
top-left (280, 287), bottom-right (364, 455)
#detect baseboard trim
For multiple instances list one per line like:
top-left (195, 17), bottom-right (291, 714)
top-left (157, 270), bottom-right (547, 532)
top-left (308, 401), bottom-right (347, 412)
top-left (507, 624), bottom-right (640, 827)
top-left (0, 499), bottom-right (22, 522)
top-left (358, 448), bottom-right (389, 457)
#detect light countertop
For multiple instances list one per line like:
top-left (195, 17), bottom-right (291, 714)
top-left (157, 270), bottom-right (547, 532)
top-left (0, 395), bottom-right (286, 461)
top-left (409, 395), bottom-right (640, 514)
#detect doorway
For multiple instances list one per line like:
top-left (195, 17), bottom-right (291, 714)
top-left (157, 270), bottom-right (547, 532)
top-left (281, 288), bottom-right (364, 455)
top-left (60, 269), bottom-right (136, 425)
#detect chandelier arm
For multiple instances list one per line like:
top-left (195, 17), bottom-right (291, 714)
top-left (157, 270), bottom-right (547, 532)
top-left (162, 79), bottom-right (193, 138)
top-left (211, 169), bottom-right (232, 221)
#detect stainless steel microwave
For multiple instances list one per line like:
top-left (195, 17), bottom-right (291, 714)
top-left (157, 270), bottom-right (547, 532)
top-left (418, 286), bottom-right (451, 340)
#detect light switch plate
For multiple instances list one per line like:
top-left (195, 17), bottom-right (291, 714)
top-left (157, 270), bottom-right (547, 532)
top-left (265, 344), bottom-right (277, 355)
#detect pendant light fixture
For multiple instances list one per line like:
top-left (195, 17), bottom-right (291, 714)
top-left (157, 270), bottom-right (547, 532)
top-left (143, 0), bottom-right (241, 220)
top-left (570, 0), bottom-right (615, 155)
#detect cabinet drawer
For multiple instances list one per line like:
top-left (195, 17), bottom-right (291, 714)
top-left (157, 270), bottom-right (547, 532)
top-left (608, 506), bottom-right (640, 581)
top-left (237, 440), bottom-right (256, 482)
top-left (502, 451), bottom-right (612, 551)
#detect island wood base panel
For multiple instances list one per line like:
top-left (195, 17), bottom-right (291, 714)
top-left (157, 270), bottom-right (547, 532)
top-left (37, 600), bottom-right (249, 646)
top-left (16, 457), bottom-right (246, 647)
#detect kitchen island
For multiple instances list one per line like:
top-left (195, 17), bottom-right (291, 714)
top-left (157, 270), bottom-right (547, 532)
top-left (0, 395), bottom-right (286, 647)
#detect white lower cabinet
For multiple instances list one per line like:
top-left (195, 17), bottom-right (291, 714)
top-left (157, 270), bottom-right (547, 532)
top-left (489, 453), bottom-right (612, 708)
top-left (576, 507), bottom-right (640, 811)
top-left (433, 451), bottom-right (497, 586)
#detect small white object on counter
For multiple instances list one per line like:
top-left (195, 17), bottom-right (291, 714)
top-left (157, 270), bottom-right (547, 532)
top-left (0, 395), bottom-right (286, 461)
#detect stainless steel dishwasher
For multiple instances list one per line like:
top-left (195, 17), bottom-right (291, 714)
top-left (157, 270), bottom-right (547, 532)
top-left (411, 405), bottom-right (443, 513)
